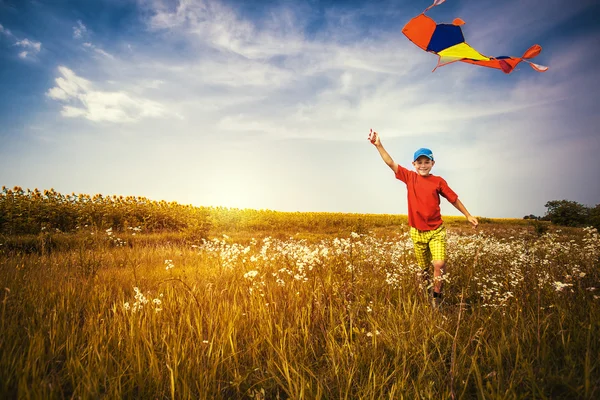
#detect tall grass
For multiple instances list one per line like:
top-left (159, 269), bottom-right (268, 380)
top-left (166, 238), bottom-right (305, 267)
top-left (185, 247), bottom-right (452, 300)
top-left (1, 222), bottom-right (598, 398)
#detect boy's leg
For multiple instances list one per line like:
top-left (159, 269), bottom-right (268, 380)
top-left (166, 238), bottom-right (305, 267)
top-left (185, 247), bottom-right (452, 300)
top-left (429, 225), bottom-right (448, 297)
top-left (409, 227), bottom-right (433, 290)
top-left (432, 260), bottom-right (446, 294)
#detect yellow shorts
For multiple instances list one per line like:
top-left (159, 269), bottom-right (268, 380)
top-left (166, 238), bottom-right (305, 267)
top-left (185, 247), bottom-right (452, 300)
top-left (409, 225), bottom-right (447, 269)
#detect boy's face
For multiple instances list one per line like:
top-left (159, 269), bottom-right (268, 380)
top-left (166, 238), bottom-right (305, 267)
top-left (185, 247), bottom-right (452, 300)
top-left (412, 156), bottom-right (434, 176)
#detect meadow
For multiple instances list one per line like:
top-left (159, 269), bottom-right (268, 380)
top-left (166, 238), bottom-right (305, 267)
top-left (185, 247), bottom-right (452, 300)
top-left (1, 188), bottom-right (599, 399)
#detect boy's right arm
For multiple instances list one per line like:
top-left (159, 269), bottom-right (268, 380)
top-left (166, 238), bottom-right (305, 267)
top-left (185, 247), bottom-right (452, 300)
top-left (369, 130), bottom-right (399, 173)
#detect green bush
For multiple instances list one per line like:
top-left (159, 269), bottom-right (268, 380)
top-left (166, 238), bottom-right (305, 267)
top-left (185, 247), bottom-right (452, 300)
top-left (590, 204), bottom-right (600, 231)
top-left (544, 200), bottom-right (590, 227)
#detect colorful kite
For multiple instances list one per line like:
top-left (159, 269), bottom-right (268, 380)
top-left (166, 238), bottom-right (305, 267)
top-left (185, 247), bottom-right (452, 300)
top-left (402, 0), bottom-right (548, 74)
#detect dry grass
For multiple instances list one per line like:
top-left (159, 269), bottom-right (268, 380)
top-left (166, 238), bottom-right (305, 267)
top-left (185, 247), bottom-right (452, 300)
top-left (1, 219), bottom-right (599, 399)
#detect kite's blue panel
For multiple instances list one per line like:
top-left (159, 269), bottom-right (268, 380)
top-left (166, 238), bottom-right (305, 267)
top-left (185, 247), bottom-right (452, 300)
top-left (427, 24), bottom-right (464, 53)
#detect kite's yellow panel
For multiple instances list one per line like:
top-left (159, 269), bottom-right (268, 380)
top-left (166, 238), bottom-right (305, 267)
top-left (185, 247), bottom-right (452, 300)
top-left (438, 42), bottom-right (490, 61)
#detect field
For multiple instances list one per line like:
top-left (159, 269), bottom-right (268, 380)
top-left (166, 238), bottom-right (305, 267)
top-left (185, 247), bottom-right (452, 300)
top-left (1, 190), bottom-right (599, 399)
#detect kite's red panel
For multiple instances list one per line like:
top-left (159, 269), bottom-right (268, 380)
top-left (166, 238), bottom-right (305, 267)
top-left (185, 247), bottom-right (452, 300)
top-left (402, 14), bottom-right (437, 51)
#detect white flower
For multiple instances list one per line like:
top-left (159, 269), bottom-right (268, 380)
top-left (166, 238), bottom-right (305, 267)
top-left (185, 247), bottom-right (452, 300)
top-left (244, 270), bottom-right (259, 279)
top-left (553, 281), bottom-right (573, 292)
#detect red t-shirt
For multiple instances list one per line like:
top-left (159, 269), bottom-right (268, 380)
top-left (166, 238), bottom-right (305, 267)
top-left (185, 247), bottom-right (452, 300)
top-left (395, 165), bottom-right (459, 231)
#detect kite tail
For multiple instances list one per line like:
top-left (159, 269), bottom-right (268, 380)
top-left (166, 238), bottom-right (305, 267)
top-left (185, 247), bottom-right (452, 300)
top-left (521, 44), bottom-right (548, 72)
top-left (525, 61), bottom-right (549, 72)
top-left (424, 0), bottom-right (446, 13)
top-left (522, 44), bottom-right (542, 59)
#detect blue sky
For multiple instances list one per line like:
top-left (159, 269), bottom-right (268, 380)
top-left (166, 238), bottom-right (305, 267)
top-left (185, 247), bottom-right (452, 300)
top-left (1, 0), bottom-right (599, 219)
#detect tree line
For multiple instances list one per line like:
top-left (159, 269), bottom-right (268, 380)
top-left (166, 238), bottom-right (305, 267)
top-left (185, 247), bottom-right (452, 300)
top-left (525, 200), bottom-right (600, 230)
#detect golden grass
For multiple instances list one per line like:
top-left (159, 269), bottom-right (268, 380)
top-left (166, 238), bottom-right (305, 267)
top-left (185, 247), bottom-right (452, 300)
top-left (1, 220), bottom-right (599, 398)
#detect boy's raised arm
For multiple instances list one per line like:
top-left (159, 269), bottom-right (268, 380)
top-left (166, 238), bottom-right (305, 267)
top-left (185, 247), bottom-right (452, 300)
top-left (369, 130), bottom-right (399, 173)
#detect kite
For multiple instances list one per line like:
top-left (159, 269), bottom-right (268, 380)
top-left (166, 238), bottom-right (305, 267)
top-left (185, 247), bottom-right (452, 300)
top-left (402, 0), bottom-right (548, 74)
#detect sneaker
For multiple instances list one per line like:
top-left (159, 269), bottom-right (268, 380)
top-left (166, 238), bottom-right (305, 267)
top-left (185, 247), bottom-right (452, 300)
top-left (432, 292), bottom-right (443, 310)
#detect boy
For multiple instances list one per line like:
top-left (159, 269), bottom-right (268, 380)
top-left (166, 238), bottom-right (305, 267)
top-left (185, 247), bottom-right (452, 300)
top-left (368, 129), bottom-right (478, 306)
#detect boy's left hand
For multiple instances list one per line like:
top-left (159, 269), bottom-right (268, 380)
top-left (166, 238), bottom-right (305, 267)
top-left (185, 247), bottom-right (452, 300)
top-left (467, 216), bottom-right (478, 228)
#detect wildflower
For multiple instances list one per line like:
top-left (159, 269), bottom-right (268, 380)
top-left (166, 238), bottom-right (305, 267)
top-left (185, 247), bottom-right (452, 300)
top-left (123, 302), bottom-right (130, 310)
top-left (553, 281), bottom-right (573, 292)
top-left (244, 270), bottom-right (259, 279)
top-left (165, 259), bottom-right (175, 270)
top-left (132, 287), bottom-right (149, 312)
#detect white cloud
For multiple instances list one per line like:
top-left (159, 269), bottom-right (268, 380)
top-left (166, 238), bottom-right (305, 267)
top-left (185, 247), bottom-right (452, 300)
top-left (72, 21), bottom-right (114, 59)
top-left (73, 20), bottom-right (88, 39)
top-left (46, 66), bottom-right (167, 123)
top-left (1, 24), bottom-right (41, 59)
top-left (144, 0), bottom-right (306, 58)
top-left (0, 23), bottom-right (11, 37)
top-left (82, 42), bottom-right (115, 59)
top-left (14, 38), bottom-right (41, 58)
top-left (15, 38), bottom-right (41, 51)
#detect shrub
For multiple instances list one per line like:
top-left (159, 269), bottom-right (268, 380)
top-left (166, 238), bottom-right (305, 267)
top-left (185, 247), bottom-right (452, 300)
top-left (544, 200), bottom-right (589, 227)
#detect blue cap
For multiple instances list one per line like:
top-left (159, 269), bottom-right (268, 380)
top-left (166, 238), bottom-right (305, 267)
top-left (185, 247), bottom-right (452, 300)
top-left (413, 148), bottom-right (434, 161)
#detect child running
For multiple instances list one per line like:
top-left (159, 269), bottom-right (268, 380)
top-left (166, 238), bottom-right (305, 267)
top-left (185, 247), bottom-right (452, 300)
top-left (369, 129), bottom-right (478, 306)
